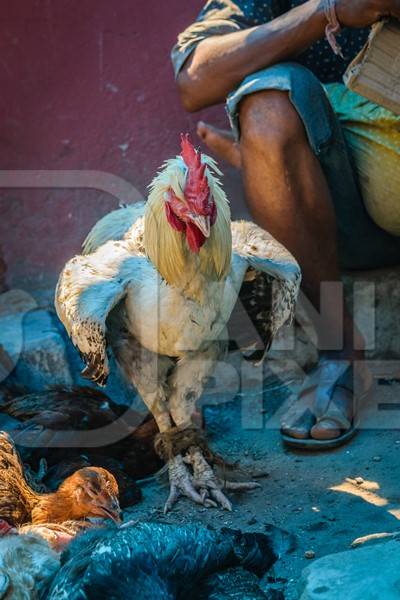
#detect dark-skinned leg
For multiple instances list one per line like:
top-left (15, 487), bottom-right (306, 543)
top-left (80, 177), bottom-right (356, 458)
top-left (196, 90), bottom-right (366, 440)
top-left (238, 90), bottom-right (366, 439)
top-left (239, 91), bottom-right (340, 316)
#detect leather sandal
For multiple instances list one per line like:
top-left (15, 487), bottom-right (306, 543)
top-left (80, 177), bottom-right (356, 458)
top-left (281, 360), bottom-right (372, 450)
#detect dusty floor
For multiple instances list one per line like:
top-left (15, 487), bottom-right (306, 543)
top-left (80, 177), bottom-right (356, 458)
top-left (127, 366), bottom-right (400, 599)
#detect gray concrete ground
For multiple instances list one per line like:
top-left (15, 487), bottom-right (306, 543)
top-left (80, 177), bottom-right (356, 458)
top-left (128, 371), bottom-right (400, 598)
top-left (3, 290), bottom-right (400, 597)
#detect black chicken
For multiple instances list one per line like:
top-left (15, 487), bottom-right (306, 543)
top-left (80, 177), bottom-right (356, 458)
top-left (48, 521), bottom-right (293, 599)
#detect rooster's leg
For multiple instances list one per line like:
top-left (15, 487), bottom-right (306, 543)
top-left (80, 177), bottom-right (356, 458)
top-left (167, 343), bottom-right (222, 429)
top-left (115, 338), bottom-right (218, 511)
top-left (165, 344), bottom-right (259, 510)
top-left (164, 453), bottom-right (216, 513)
top-left (187, 447), bottom-right (261, 511)
top-left (115, 338), bottom-right (175, 432)
top-left (162, 346), bottom-right (220, 511)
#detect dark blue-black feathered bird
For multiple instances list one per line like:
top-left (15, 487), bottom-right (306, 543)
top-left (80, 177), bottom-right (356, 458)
top-left (47, 521), bottom-right (293, 599)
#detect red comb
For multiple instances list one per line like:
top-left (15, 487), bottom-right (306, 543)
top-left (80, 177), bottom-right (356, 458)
top-left (180, 134), bottom-right (211, 216)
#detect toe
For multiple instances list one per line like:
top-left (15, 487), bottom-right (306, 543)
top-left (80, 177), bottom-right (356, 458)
top-left (197, 120), bottom-right (208, 141)
top-left (181, 480), bottom-right (206, 506)
top-left (222, 481), bottom-right (261, 491)
top-left (311, 419), bottom-right (342, 440)
top-left (210, 488), bottom-right (232, 511)
top-left (281, 408), bottom-right (315, 440)
top-left (164, 486), bottom-right (180, 514)
top-left (200, 489), bottom-right (218, 509)
top-left (281, 424), bottom-right (310, 440)
top-left (166, 454), bottom-right (206, 512)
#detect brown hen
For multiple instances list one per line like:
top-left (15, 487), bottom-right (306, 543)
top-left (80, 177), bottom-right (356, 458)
top-left (0, 431), bottom-right (121, 526)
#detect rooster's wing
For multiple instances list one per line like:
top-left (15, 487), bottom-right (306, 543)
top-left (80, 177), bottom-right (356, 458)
top-left (55, 239), bottom-right (140, 386)
top-left (231, 221), bottom-right (301, 362)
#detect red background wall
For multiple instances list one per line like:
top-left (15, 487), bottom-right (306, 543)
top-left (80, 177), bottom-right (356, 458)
top-left (0, 0), bottom-right (245, 295)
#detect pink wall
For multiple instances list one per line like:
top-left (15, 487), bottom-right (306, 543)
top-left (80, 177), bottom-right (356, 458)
top-left (0, 0), bottom-right (245, 293)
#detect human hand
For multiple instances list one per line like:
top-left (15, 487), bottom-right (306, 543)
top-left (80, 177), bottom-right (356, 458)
top-left (335, 0), bottom-right (400, 28)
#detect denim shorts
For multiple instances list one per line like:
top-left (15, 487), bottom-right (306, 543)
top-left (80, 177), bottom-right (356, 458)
top-left (226, 62), bottom-right (400, 270)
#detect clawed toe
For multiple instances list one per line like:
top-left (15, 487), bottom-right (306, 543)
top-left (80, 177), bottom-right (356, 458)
top-left (187, 447), bottom-right (260, 511)
top-left (164, 445), bottom-right (261, 512)
top-left (210, 488), bottom-right (232, 511)
top-left (221, 480), bottom-right (261, 491)
top-left (164, 454), bottom-right (204, 513)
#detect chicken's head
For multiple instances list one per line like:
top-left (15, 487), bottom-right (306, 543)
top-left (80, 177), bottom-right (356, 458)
top-left (62, 467), bottom-right (121, 523)
top-left (164, 134), bottom-right (217, 253)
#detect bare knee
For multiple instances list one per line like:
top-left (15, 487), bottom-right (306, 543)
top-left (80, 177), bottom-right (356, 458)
top-left (239, 90), bottom-right (308, 156)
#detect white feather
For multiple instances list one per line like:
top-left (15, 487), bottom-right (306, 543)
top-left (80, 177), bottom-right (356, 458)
top-left (55, 149), bottom-right (301, 422)
top-left (0, 533), bottom-right (59, 599)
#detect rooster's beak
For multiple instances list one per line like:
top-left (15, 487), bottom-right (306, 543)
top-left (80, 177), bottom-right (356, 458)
top-left (191, 215), bottom-right (211, 238)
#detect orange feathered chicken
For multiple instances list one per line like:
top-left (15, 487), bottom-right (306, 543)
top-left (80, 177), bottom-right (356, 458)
top-left (0, 432), bottom-right (121, 526)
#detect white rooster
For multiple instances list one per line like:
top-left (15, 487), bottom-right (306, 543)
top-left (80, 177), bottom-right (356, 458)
top-left (55, 135), bottom-right (301, 512)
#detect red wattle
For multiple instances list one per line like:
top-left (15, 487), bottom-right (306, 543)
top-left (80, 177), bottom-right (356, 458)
top-left (165, 202), bottom-right (186, 232)
top-left (185, 222), bottom-right (206, 253)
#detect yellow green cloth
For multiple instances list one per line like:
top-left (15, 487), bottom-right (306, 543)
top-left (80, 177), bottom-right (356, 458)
top-left (325, 83), bottom-right (400, 236)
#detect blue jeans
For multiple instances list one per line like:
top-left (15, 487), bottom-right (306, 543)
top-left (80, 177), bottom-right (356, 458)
top-left (226, 62), bottom-right (400, 270)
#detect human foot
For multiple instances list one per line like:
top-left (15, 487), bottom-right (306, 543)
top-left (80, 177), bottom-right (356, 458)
top-left (282, 387), bottom-right (353, 441)
top-left (281, 361), bottom-right (371, 447)
top-left (197, 121), bottom-right (241, 169)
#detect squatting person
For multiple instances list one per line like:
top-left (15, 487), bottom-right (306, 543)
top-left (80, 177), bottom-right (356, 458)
top-left (172, 0), bottom-right (400, 449)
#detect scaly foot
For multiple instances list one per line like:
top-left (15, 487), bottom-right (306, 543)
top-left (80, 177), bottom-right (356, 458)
top-left (164, 454), bottom-right (217, 513)
top-left (186, 446), bottom-right (260, 511)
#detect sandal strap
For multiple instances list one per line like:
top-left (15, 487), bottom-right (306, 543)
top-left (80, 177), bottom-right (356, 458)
top-left (336, 364), bottom-right (356, 393)
top-left (300, 360), bottom-right (372, 419)
top-left (299, 360), bottom-right (350, 418)
top-left (288, 360), bottom-right (372, 430)
top-left (314, 361), bottom-right (351, 419)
